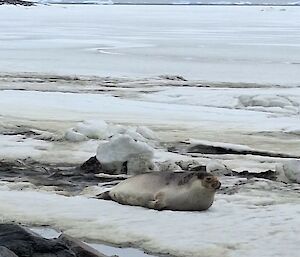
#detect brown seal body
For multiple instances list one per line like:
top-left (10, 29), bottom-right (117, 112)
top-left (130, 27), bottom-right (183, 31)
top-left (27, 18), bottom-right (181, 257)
top-left (99, 172), bottom-right (221, 211)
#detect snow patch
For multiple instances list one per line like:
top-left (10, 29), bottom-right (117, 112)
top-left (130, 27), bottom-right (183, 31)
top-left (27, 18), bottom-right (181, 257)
top-left (275, 160), bottom-right (300, 184)
top-left (96, 134), bottom-right (155, 175)
top-left (64, 120), bottom-right (157, 143)
top-left (136, 126), bottom-right (157, 140)
top-left (0, 183), bottom-right (299, 257)
top-left (283, 125), bottom-right (300, 136)
top-left (206, 160), bottom-right (232, 176)
top-left (64, 120), bottom-right (109, 142)
top-left (281, 160), bottom-right (300, 183)
top-left (238, 95), bottom-right (299, 114)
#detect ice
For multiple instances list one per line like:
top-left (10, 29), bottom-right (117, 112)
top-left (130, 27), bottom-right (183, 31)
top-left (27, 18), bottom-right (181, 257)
top-left (72, 120), bottom-right (109, 140)
top-left (0, 4), bottom-right (299, 257)
top-left (30, 227), bottom-right (157, 257)
top-left (65, 128), bottom-right (89, 142)
top-left (283, 125), bottom-right (300, 135)
top-left (65, 120), bottom-right (110, 142)
top-left (136, 126), bottom-right (157, 140)
top-left (0, 86), bottom-right (298, 168)
top-left (0, 134), bottom-right (50, 160)
top-left (1, 89), bottom-right (299, 137)
top-left (0, 183), bottom-right (299, 257)
top-left (281, 160), bottom-right (300, 183)
top-left (0, 5), bottom-right (300, 84)
top-left (96, 134), bottom-right (155, 175)
top-left (237, 94), bottom-right (299, 114)
top-left (206, 160), bottom-right (232, 176)
top-left (64, 120), bottom-right (157, 144)
top-left (35, 0), bottom-right (300, 5)
top-left (141, 86), bottom-right (300, 115)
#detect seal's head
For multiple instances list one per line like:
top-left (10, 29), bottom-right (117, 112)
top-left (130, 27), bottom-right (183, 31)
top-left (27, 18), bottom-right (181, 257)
top-left (198, 173), bottom-right (221, 191)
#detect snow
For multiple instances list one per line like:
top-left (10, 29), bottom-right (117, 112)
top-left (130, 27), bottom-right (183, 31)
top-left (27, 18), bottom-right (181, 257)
top-left (35, 0), bottom-right (300, 5)
top-left (65, 120), bottom-right (158, 145)
top-left (65, 128), bottom-right (89, 142)
top-left (1, 89), bottom-right (299, 137)
top-left (141, 86), bottom-right (300, 115)
top-left (96, 134), bottom-right (155, 175)
top-left (206, 160), bottom-right (232, 175)
top-left (136, 126), bottom-right (158, 140)
top-left (0, 4), bottom-right (299, 257)
top-left (281, 160), bottom-right (300, 183)
top-left (0, 5), bottom-right (300, 84)
top-left (71, 120), bottom-right (110, 140)
top-left (0, 85), bottom-right (298, 168)
top-left (0, 180), bottom-right (299, 257)
top-left (0, 134), bottom-right (50, 160)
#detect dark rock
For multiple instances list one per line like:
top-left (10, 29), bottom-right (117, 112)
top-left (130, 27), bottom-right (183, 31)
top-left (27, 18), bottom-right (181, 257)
top-left (58, 234), bottom-right (111, 257)
top-left (80, 156), bottom-right (102, 174)
top-left (0, 246), bottom-right (19, 257)
top-left (0, 224), bottom-right (114, 257)
top-left (0, 224), bottom-right (75, 257)
top-left (159, 75), bottom-right (187, 81)
top-left (167, 141), bottom-right (300, 159)
top-left (188, 165), bottom-right (206, 172)
top-left (187, 143), bottom-right (299, 158)
top-left (233, 169), bottom-right (277, 181)
top-left (0, 0), bottom-right (34, 6)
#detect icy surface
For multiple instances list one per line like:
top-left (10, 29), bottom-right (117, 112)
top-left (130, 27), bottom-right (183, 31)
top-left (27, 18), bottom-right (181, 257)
top-left (96, 134), bottom-right (154, 174)
top-left (0, 180), bottom-right (299, 257)
top-left (0, 5), bottom-right (300, 84)
top-left (31, 226), bottom-right (156, 257)
top-left (281, 160), bottom-right (300, 183)
top-left (34, 0), bottom-right (300, 5)
top-left (0, 84), bottom-right (299, 167)
top-left (206, 160), bottom-right (232, 175)
top-left (0, 4), bottom-right (299, 257)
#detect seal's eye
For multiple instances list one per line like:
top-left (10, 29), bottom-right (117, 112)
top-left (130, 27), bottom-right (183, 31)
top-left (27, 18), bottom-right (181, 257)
top-left (205, 177), bottom-right (213, 182)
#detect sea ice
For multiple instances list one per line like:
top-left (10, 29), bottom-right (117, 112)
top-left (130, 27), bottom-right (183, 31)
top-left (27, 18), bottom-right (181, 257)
top-left (282, 160), bottom-right (300, 183)
top-left (206, 160), bottom-right (232, 176)
top-left (0, 181), bottom-right (299, 257)
top-left (96, 134), bottom-right (155, 175)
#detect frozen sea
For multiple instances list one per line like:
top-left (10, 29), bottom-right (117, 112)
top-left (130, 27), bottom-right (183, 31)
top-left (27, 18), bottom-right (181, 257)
top-left (0, 4), bottom-right (300, 84)
top-left (0, 3), bottom-right (300, 257)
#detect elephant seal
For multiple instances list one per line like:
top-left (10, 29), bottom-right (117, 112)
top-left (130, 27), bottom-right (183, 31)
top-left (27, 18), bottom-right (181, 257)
top-left (98, 171), bottom-right (221, 211)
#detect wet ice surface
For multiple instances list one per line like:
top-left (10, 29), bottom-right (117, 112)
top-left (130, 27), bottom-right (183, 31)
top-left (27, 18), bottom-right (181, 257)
top-left (0, 5), bottom-right (300, 84)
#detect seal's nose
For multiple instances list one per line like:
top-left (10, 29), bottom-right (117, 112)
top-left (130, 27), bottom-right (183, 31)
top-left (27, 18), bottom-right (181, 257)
top-left (213, 181), bottom-right (221, 190)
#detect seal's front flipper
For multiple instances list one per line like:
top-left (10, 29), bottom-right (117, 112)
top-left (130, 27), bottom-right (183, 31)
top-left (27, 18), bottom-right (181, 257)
top-left (95, 191), bottom-right (111, 200)
top-left (148, 192), bottom-right (166, 210)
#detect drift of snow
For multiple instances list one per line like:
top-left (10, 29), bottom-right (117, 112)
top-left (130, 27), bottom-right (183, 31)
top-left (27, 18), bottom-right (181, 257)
top-left (96, 134), bottom-right (155, 175)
